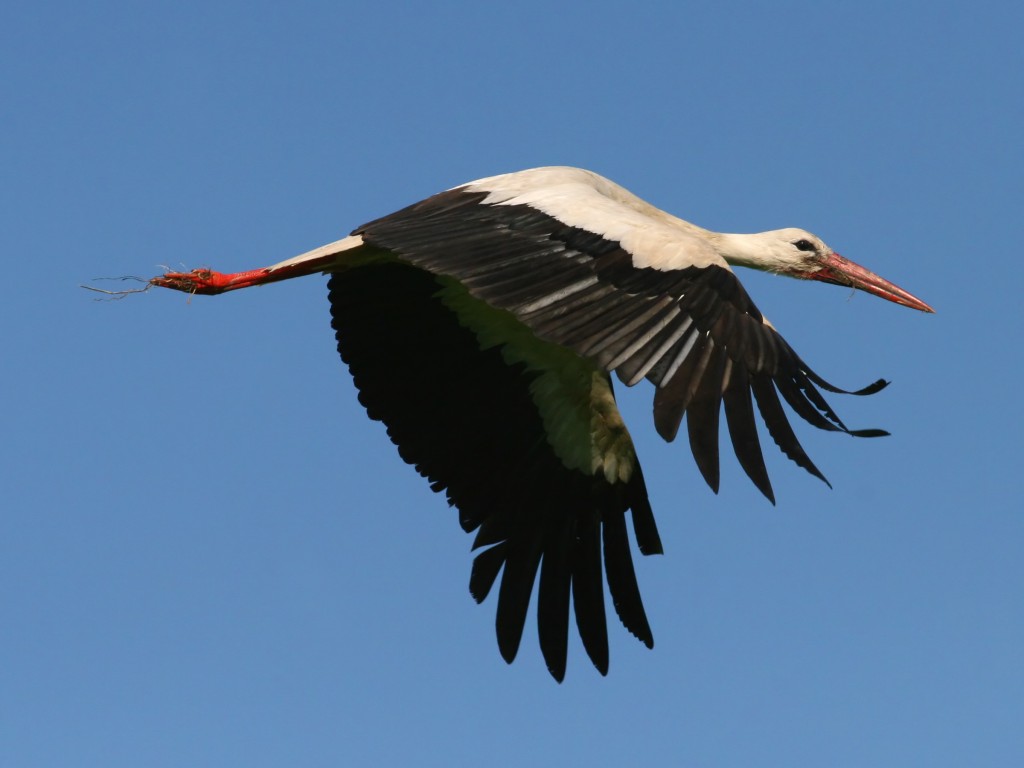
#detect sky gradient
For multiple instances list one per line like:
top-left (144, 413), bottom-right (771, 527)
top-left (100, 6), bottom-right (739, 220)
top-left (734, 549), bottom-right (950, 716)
top-left (3, 1), bottom-right (1022, 766)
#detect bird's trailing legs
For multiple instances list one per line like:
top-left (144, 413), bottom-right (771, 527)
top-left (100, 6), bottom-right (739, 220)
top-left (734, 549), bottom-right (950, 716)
top-left (152, 258), bottom-right (341, 297)
top-left (151, 267), bottom-right (280, 295)
top-left (151, 262), bottom-right (313, 295)
top-left (149, 237), bottom-right (362, 296)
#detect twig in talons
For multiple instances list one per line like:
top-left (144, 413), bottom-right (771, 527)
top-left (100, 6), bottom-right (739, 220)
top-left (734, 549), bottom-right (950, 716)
top-left (80, 276), bottom-right (154, 301)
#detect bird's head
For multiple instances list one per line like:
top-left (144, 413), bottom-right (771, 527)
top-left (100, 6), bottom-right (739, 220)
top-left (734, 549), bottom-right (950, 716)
top-left (731, 228), bottom-right (935, 313)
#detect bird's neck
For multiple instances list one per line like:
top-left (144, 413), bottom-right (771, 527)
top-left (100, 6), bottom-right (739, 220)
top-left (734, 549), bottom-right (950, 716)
top-left (709, 231), bottom-right (792, 274)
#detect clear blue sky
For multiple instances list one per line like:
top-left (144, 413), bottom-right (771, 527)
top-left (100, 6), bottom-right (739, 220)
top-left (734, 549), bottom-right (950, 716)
top-left (3, 1), bottom-right (1022, 766)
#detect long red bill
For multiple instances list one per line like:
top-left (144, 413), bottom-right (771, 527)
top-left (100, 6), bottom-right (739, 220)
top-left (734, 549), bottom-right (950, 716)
top-left (810, 253), bottom-right (935, 313)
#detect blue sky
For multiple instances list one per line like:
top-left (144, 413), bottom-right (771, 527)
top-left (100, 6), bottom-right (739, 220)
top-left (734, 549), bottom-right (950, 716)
top-left (3, 1), bottom-right (1022, 765)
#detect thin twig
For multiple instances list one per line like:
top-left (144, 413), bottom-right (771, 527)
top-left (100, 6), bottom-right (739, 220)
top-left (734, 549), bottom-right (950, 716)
top-left (80, 276), bottom-right (154, 301)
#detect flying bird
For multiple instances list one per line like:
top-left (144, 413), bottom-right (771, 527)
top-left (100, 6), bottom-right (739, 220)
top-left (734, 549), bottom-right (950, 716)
top-left (149, 166), bottom-right (933, 681)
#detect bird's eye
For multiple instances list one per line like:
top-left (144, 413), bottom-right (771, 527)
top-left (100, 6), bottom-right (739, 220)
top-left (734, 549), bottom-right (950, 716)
top-left (793, 239), bottom-right (816, 252)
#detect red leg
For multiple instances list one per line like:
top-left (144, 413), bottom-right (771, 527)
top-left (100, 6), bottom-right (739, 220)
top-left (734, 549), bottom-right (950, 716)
top-left (149, 255), bottom-right (341, 295)
top-left (149, 267), bottom-right (277, 295)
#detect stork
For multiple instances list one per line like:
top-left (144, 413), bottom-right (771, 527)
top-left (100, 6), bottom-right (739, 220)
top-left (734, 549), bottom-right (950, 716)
top-left (149, 166), bottom-right (933, 681)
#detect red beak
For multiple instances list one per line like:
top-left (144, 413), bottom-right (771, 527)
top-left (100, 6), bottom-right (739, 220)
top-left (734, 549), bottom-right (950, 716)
top-left (809, 252), bottom-right (935, 313)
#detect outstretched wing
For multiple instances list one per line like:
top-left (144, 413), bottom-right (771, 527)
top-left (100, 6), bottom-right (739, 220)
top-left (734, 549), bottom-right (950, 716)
top-left (355, 170), bottom-right (887, 505)
top-left (328, 261), bottom-right (661, 681)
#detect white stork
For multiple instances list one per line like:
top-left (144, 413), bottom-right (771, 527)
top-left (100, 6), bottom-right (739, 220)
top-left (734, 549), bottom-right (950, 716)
top-left (149, 166), bottom-right (933, 681)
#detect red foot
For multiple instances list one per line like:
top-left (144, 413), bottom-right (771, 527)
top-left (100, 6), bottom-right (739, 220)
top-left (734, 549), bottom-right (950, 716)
top-left (149, 268), bottom-right (273, 295)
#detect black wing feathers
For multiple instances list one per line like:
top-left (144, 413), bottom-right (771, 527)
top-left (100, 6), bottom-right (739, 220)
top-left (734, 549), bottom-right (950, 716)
top-left (356, 188), bottom-right (889, 498)
top-left (722, 364), bottom-right (775, 502)
top-left (328, 262), bottom-right (656, 682)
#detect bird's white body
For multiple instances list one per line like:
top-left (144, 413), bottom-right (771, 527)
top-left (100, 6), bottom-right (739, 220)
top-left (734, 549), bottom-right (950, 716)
top-left (465, 167), bottom-right (723, 271)
top-left (271, 167), bottom-right (816, 276)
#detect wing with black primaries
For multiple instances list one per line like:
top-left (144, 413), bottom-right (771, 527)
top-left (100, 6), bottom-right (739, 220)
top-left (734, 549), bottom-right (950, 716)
top-left (328, 262), bottom-right (662, 681)
top-left (356, 186), bottom-right (888, 504)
